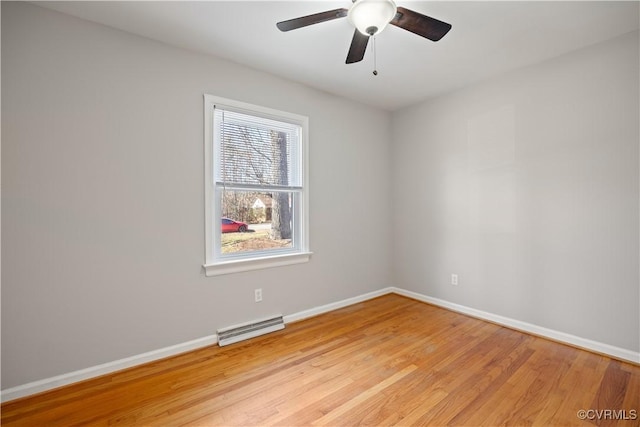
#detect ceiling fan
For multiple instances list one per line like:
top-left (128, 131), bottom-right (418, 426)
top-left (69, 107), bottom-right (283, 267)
top-left (276, 0), bottom-right (452, 65)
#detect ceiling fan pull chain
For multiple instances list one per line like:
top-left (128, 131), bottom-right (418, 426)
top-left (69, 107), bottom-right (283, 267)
top-left (372, 35), bottom-right (378, 76)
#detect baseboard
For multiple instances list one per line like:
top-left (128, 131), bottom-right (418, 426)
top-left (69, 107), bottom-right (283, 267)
top-left (283, 287), bottom-right (394, 324)
top-left (391, 287), bottom-right (640, 364)
top-left (1, 287), bottom-right (394, 403)
top-left (1, 334), bottom-right (218, 404)
top-left (4, 285), bottom-right (636, 403)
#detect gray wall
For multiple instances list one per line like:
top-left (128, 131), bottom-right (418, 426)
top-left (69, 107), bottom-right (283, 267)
top-left (1, 2), bottom-right (392, 389)
top-left (391, 31), bottom-right (639, 352)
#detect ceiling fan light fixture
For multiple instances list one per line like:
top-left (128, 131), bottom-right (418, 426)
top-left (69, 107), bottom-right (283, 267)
top-left (348, 0), bottom-right (397, 36)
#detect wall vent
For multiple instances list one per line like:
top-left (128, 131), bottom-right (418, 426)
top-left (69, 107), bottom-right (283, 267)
top-left (217, 315), bottom-right (285, 346)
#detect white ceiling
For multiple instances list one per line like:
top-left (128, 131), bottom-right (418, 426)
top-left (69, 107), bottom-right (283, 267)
top-left (34, 1), bottom-right (639, 111)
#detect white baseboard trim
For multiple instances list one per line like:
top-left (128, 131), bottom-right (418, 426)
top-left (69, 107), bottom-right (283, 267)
top-left (391, 287), bottom-right (640, 364)
top-left (4, 285), bottom-right (636, 403)
top-left (283, 287), bottom-right (394, 324)
top-left (1, 287), bottom-right (394, 403)
top-left (1, 334), bottom-right (218, 404)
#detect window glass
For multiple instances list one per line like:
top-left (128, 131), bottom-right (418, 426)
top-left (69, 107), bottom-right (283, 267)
top-left (203, 95), bottom-right (310, 276)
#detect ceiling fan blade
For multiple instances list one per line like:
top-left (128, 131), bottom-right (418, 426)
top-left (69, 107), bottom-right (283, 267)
top-left (390, 7), bottom-right (452, 41)
top-left (277, 8), bottom-right (348, 32)
top-left (346, 29), bottom-right (370, 64)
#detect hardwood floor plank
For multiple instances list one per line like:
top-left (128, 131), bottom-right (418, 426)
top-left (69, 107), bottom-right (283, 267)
top-left (501, 344), bottom-right (577, 425)
top-left (444, 341), bottom-right (537, 425)
top-left (532, 350), bottom-right (604, 426)
top-left (311, 364), bottom-right (418, 426)
top-left (2, 294), bottom-right (638, 427)
top-left (388, 388), bottom-right (450, 426)
top-left (621, 371), bottom-right (640, 411)
top-left (590, 361), bottom-right (633, 427)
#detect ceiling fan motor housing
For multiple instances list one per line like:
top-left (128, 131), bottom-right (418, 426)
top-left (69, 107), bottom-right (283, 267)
top-left (348, 0), bottom-right (398, 36)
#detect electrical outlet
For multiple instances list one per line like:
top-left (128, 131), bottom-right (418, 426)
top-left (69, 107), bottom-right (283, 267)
top-left (254, 288), bottom-right (263, 302)
top-left (451, 274), bottom-right (458, 286)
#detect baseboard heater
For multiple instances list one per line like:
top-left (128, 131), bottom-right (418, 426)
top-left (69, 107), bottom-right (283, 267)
top-left (217, 314), bottom-right (285, 346)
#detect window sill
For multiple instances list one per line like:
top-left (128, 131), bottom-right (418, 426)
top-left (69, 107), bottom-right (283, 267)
top-left (203, 252), bottom-right (312, 277)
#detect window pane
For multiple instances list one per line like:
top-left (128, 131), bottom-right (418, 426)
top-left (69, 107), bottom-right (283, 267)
top-left (204, 95), bottom-right (309, 275)
top-left (219, 190), bottom-right (294, 255)
top-left (214, 108), bottom-right (302, 187)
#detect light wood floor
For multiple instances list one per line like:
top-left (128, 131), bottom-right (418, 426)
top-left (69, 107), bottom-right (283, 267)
top-left (2, 294), bottom-right (639, 426)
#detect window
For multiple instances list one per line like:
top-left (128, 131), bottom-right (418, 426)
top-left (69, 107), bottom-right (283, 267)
top-left (203, 95), bottom-right (310, 276)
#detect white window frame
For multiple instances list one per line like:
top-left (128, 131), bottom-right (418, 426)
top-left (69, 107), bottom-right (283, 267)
top-left (203, 95), bottom-right (311, 276)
